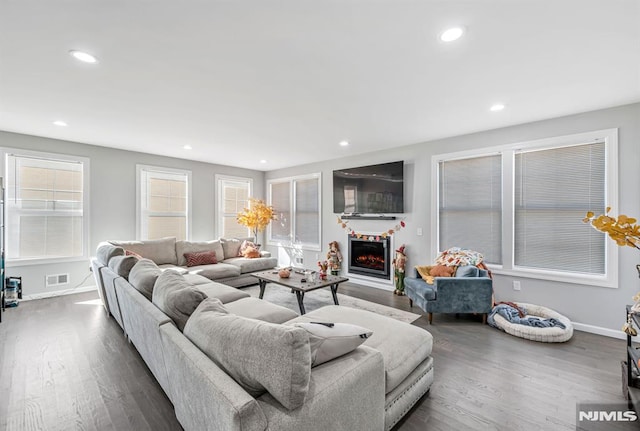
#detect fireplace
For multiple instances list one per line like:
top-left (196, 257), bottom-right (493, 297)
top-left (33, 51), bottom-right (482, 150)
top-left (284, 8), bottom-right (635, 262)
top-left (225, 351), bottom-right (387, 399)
top-left (348, 235), bottom-right (391, 280)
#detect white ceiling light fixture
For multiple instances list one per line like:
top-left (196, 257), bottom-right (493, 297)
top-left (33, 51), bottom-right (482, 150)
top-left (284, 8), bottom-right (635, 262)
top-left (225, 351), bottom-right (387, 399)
top-left (339, 140), bottom-right (349, 147)
top-left (183, 144), bottom-right (192, 150)
top-left (53, 120), bottom-right (68, 127)
top-left (439, 27), bottom-right (465, 42)
top-left (69, 50), bottom-right (98, 64)
top-left (490, 103), bottom-right (505, 112)
top-left (259, 159), bottom-right (267, 164)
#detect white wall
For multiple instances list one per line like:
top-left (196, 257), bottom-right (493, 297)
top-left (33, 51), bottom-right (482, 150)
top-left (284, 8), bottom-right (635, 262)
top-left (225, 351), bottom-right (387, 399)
top-left (0, 131), bottom-right (265, 298)
top-left (265, 102), bottom-right (640, 333)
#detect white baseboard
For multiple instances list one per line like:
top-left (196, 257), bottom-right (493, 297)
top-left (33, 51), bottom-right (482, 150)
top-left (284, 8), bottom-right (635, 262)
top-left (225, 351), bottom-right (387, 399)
top-left (21, 285), bottom-right (97, 301)
top-left (572, 321), bottom-right (628, 340)
top-left (347, 273), bottom-right (395, 291)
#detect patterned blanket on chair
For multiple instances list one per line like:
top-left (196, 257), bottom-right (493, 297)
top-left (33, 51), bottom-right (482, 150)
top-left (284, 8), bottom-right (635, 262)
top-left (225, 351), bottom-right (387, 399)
top-left (435, 247), bottom-right (484, 267)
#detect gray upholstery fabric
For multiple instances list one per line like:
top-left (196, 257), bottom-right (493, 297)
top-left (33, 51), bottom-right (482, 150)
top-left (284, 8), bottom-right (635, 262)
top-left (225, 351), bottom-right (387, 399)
top-left (152, 270), bottom-right (207, 331)
top-left (158, 264), bottom-right (188, 274)
top-left (114, 278), bottom-right (173, 398)
top-left (289, 305), bottom-right (433, 394)
top-left (183, 298), bottom-right (311, 410)
top-left (129, 258), bottom-right (162, 301)
top-left (187, 262), bottom-right (241, 279)
top-left (221, 237), bottom-right (248, 259)
top-left (176, 240), bottom-right (224, 266)
top-left (224, 297), bottom-right (298, 323)
top-left (384, 357), bottom-right (433, 431)
top-left (99, 266), bottom-right (125, 330)
top-left (108, 255), bottom-right (139, 279)
top-left (96, 241), bottom-right (125, 266)
top-left (224, 256), bottom-right (279, 274)
top-left (257, 345), bottom-right (385, 431)
top-left (196, 282), bottom-right (250, 304)
top-left (110, 237), bottom-right (178, 265)
top-left (292, 322), bottom-right (372, 366)
top-left (183, 273), bottom-right (219, 285)
top-left (159, 323), bottom-right (268, 431)
top-left (456, 265), bottom-right (479, 277)
top-left (90, 258), bottom-right (109, 314)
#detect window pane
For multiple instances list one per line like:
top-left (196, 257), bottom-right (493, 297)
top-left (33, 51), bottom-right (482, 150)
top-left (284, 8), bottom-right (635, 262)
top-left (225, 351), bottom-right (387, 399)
top-left (6, 154), bottom-right (85, 260)
top-left (439, 155), bottom-right (502, 264)
top-left (218, 178), bottom-right (251, 238)
top-left (514, 142), bottom-right (605, 273)
top-left (148, 216), bottom-right (187, 240)
top-left (140, 168), bottom-right (189, 239)
top-left (222, 216), bottom-right (250, 239)
top-left (295, 178), bottom-right (319, 245)
top-left (271, 182), bottom-right (291, 242)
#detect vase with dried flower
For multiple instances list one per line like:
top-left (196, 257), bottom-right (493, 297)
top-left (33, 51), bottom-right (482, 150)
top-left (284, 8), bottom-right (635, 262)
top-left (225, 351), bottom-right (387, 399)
top-left (236, 198), bottom-right (276, 244)
top-left (584, 208), bottom-right (640, 333)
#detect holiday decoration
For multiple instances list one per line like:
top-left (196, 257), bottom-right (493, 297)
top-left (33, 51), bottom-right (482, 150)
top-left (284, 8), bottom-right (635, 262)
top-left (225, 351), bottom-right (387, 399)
top-left (336, 216), bottom-right (407, 240)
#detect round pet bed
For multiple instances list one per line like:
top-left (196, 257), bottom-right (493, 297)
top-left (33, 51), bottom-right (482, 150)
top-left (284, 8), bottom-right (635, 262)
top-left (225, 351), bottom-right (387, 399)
top-left (491, 302), bottom-right (573, 343)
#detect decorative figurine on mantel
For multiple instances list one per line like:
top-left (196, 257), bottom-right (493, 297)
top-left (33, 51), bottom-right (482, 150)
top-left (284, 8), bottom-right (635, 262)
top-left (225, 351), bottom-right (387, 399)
top-left (327, 241), bottom-right (343, 275)
top-left (393, 245), bottom-right (407, 295)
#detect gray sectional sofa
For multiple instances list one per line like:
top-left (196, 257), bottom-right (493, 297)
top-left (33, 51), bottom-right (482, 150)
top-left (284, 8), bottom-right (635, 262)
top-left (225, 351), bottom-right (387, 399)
top-left (91, 241), bottom-right (435, 431)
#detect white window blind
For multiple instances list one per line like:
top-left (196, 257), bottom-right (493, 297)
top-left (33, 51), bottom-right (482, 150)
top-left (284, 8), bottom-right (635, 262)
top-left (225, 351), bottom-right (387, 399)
top-left (217, 176), bottom-right (252, 238)
top-left (5, 153), bottom-right (86, 260)
top-left (138, 166), bottom-right (190, 240)
top-left (438, 155), bottom-right (502, 264)
top-left (268, 174), bottom-right (321, 249)
top-left (514, 142), bottom-right (605, 274)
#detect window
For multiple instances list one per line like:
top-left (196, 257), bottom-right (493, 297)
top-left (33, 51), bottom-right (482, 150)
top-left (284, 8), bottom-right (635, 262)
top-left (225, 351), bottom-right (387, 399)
top-left (3, 150), bottom-right (89, 263)
top-left (268, 173), bottom-right (321, 250)
top-left (433, 129), bottom-right (617, 286)
top-left (438, 154), bottom-right (502, 264)
top-left (216, 175), bottom-right (252, 238)
top-left (137, 165), bottom-right (191, 240)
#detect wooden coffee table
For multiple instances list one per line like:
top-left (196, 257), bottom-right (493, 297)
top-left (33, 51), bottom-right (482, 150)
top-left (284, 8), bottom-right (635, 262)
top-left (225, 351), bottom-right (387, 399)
top-left (252, 270), bottom-right (349, 315)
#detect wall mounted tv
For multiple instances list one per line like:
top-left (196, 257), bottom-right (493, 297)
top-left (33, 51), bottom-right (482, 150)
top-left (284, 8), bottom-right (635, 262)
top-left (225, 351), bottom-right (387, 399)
top-left (333, 161), bottom-right (404, 214)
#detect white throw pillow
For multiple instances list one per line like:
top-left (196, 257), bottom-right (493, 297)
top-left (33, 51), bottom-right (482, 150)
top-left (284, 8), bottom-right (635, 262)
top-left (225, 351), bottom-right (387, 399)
top-left (293, 322), bottom-right (373, 366)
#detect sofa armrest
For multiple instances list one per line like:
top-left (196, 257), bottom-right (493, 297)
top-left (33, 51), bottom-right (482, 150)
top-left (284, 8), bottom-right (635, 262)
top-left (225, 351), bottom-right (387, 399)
top-left (430, 277), bottom-right (493, 313)
top-left (257, 345), bottom-right (385, 431)
top-left (259, 250), bottom-right (272, 258)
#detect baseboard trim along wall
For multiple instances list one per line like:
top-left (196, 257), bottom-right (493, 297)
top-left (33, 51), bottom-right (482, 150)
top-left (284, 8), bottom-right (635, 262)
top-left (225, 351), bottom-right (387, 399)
top-left (572, 322), bottom-right (629, 341)
top-left (21, 285), bottom-right (97, 301)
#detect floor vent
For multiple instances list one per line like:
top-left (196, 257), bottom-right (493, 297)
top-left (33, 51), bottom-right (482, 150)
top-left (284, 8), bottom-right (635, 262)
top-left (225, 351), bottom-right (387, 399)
top-left (46, 273), bottom-right (70, 287)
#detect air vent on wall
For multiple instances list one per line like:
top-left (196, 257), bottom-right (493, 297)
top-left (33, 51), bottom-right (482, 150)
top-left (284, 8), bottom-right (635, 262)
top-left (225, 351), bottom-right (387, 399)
top-left (46, 273), bottom-right (69, 287)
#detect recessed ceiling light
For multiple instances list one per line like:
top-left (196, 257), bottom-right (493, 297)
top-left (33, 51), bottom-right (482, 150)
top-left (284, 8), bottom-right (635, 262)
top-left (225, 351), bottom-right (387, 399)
top-left (69, 50), bottom-right (98, 64)
top-left (183, 145), bottom-right (192, 150)
top-left (490, 104), bottom-right (505, 112)
top-left (439, 27), bottom-right (464, 42)
top-left (53, 120), bottom-right (68, 127)
top-left (259, 160), bottom-right (267, 164)
top-left (339, 140), bottom-right (349, 147)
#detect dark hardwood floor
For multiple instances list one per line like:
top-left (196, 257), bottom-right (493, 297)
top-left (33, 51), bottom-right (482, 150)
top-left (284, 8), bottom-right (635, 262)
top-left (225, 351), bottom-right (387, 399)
top-left (0, 283), bottom-right (636, 431)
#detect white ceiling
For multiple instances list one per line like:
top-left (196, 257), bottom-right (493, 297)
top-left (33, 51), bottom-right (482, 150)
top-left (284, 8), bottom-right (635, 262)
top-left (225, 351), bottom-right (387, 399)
top-left (1, 1), bottom-right (639, 171)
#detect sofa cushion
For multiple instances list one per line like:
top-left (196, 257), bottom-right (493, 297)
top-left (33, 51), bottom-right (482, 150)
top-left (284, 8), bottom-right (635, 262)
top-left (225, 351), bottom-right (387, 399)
top-left (196, 282), bottom-right (251, 304)
top-left (184, 298), bottom-right (311, 410)
top-left (288, 305), bottom-right (433, 394)
top-left (182, 273), bottom-right (215, 285)
top-left (129, 258), bottom-right (162, 300)
top-left (108, 255), bottom-right (139, 279)
top-left (221, 237), bottom-right (251, 259)
top-left (292, 322), bottom-right (373, 366)
top-left (176, 240), bottom-right (224, 266)
top-left (184, 250), bottom-right (218, 267)
top-left (96, 242), bottom-right (125, 266)
top-left (224, 297), bottom-right (298, 324)
top-left (456, 265), bottom-right (479, 278)
top-left (152, 270), bottom-right (207, 331)
top-left (224, 257), bottom-right (278, 274)
top-left (110, 237), bottom-right (178, 265)
top-left (187, 263), bottom-right (241, 280)
top-left (158, 264), bottom-right (188, 274)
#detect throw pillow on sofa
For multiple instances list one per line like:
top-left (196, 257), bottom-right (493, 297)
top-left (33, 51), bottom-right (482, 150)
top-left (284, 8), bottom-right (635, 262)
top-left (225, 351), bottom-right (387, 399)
top-left (184, 298), bottom-right (311, 410)
top-left (221, 238), bottom-right (247, 259)
top-left (176, 240), bottom-right (224, 266)
top-left (292, 322), bottom-right (373, 366)
top-left (129, 258), bottom-right (162, 300)
top-left (152, 270), bottom-right (207, 331)
top-left (184, 250), bottom-right (217, 267)
top-left (109, 237), bottom-right (178, 265)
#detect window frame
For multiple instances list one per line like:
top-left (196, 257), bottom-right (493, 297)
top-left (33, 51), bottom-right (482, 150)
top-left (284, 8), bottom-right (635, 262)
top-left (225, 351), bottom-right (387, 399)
top-left (1, 148), bottom-right (90, 266)
top-left (267, 173), bottom-right (322, 251)
top-left (215, 174), bottom-right (253, 238)
top-left (432, 128), bottom-right (618, 288)
top-left (136, 164), bottom-right (192, 241)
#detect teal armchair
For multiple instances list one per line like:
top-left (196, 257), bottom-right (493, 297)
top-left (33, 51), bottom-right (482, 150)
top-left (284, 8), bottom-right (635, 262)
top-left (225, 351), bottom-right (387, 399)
top-left (404, 265), bottom-right (493, 324)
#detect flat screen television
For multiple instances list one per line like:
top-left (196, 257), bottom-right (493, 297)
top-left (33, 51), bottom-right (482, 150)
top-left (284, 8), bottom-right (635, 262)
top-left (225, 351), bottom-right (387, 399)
top-left (333, 161), bottom-right (404, 214)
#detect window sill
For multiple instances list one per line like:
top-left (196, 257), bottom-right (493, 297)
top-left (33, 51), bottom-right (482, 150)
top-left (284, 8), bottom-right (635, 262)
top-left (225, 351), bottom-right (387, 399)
top-left (489, 266), bottom-right (616, 289)
top-left (267, 242), bottom-right (322, 253)
top-left (7, 256), bottom-right (90, 267)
